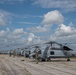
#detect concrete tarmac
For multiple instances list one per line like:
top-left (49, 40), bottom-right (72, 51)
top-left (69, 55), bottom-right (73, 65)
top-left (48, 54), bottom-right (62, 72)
top-left (0, 55), bottom-right (76, 75)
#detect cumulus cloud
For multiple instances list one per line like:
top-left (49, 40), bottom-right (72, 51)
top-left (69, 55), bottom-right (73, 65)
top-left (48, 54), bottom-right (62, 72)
top-left (27, 10), bottom-right (63, 33)
top-left (0, 30), bottom-right (6, 37)
top-left (0, 28), bottom-right (45, 50)
top-left (32, 0), bottom-right (76, 12)
top-left (0, 28), bottom-right (27, 50)
top-left (49, 23), bottom-right (76, 48)
top-left (49, 23), bottom-right (76, 50)
top-left (42, 10), bottom-right (64, 25)
top-left (0, 9), bottom-right (76, 50)
top-left (54, 24), bottom-right (76, 37)
top-left (51, 35), bottom-right (76, 50)
top-left (28, 33), bottom-right (35, 42)
top-left (0, 28), bottom-right (9, 37)
top-left (12, 28), bottom-right (26, 36)
top-left (27, 33), bottom-right (45, 45)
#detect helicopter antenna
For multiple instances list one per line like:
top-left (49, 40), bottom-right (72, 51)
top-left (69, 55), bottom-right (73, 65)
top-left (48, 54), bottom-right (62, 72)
top-left (64, 43), bottom-right (67, 46)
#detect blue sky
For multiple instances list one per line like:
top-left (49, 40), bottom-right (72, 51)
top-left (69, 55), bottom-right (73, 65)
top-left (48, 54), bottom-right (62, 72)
top-left (0, 0), bottom-right (76, 50)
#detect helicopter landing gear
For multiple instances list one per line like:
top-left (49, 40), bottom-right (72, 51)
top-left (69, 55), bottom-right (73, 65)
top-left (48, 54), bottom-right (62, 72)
top-left (38, 58), bottom-right (46, 62)
top-left (46, 58), bottom-right (51, 61)
top-left (67, 58), bottom-right (70, 61)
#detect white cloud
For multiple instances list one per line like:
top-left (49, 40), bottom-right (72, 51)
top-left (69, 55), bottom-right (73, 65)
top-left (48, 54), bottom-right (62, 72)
top-left (27, 10), bottom-right (63, 33)
top-left (12, 28), bottom-right (26, 36)
top-left (32, 0), bottom-right (76, 12)
top-left (42, 10), bottom-right (64, 25)
top-left (0, 9), bottom-right (76, 50)
top-left (0, 30), bottom-right (6, 37)
top-left (27, 33), bottom-right (45, 45)
top-left (0, 12), bottom-right (7, 26)
top-left (0, 28), bottom-right (45, 50)
top-left (49, 23), bottom-right (76, 50)
top-left (0, 10), bottom-right (42, 26)
top-left (27, 25), bottom-right (51, 33)
top-left (50, 34), bottom-right (76, 50)
top-left (0, 28), bottom-right (9, 37)
top-left (28, 33), bottom-right (36, 42)
top-left (0, 28), bottom-right (28, 50)
top-left (49, 23), bottom-right (76, 48)
top-left (54, 24), bottom-right (76, 37)
top-left (0, 10), bottom-right (13, 26)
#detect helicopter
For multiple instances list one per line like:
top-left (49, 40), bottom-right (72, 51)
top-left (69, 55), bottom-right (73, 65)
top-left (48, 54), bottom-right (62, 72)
top-left (29, 41), bottom-right (76, 61)
top-left (20, 48), bottom-right (31, 57)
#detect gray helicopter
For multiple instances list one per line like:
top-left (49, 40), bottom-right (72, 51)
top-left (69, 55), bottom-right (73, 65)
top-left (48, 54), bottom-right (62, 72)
top-left (21, 48), bottom-right (31, 57)
top-left (14, 47), bottom-right (30, 57)
top-left (29, 41), bottom-right (76, 61)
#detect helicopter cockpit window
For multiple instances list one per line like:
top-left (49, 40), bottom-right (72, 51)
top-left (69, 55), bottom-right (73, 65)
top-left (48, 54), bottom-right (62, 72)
top-left (50, 51), bottom-right (54, 55)
top-left (63, 46), bottom-right (72, 51)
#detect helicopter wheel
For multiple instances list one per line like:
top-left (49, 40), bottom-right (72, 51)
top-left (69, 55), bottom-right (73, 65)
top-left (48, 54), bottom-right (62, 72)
top-left (42, 59), bottom-right (46, 62)
top-left (47, 58), bottom-right (51, 61)
top-left (67, 58), bottom-right (70, 61)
